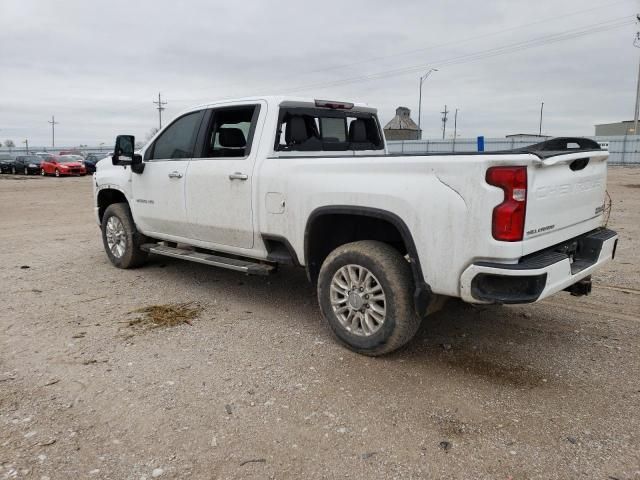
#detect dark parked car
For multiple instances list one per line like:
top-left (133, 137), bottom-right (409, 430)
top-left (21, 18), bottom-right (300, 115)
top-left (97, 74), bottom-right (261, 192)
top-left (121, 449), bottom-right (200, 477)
top-left (12, 155), bottom-right (43, 175)
top-left (0, 154), bottom-right (13, 173)
top-left (35, 152), bottom-right (56, 161)
top-left (83, 152), bottom-right (110, 173)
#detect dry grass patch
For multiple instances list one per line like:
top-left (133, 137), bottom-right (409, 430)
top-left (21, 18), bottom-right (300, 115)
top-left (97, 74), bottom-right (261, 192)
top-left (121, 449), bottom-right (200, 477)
top-left (127, 302), bottom-right (203, 330)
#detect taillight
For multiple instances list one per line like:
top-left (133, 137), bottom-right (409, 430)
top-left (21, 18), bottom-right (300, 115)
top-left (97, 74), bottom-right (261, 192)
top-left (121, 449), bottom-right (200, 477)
top-left (486, 166), bottom-right (527, 242)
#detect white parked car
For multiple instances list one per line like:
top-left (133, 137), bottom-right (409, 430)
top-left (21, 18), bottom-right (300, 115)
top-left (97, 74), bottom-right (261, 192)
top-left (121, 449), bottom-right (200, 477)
top-left (93, 96), bottom-right (617, 355)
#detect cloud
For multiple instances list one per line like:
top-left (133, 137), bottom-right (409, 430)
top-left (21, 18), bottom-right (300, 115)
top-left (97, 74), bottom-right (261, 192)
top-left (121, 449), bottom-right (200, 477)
top-left (0, 0), bottom-right (636, 146)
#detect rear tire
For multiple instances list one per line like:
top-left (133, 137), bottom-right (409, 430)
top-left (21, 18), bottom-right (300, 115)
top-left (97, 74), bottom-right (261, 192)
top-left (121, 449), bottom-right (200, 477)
top-left (317, 240), bottom-right (421, 356)
top-left (24, 167), bottom-right (28, 175)
top-left (41, 168), bottom-right (45, 176)
top-left (11, 166), bottom-right (16, 174)
top-left (55, 169), bottom-right (60, 177)
top-left (101, 203), bottom-right (148, 269)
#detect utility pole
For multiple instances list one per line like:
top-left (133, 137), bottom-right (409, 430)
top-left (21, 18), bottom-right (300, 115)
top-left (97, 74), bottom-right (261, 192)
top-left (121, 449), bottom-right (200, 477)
top-left (441, 105), bottom-right (449, 140)
top-left (153, 92), bottom-right (167, 130)
top-left (633, 21), bottom-right (640, 135)
top-left (23, 139), bottom-right (29, 153)
top-left (418, 68), bottom-right (438, 139)
top-left (453, 108), bottom-right (459, 139)
top-left (539, 102), bottom-right (544, 136)
top-left (48, 115), bottom-right (58, 148)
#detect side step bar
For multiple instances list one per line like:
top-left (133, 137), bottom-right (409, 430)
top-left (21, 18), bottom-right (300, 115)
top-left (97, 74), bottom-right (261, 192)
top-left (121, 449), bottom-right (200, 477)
top-left (141, 243), bottom-right (275, 276)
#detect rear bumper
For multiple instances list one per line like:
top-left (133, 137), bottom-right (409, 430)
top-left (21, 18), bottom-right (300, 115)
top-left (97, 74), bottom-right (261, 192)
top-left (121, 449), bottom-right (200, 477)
top-left (460, 228), bottom-right (618, 304)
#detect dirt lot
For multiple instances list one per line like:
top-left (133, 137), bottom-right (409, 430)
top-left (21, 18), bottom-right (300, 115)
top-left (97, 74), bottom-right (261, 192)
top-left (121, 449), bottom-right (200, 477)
top-left (1, 167), bottom-right (639, 480)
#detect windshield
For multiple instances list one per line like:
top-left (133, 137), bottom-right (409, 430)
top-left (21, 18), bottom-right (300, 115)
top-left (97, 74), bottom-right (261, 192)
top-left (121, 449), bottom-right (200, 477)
top-left (24, 156), bottom-right (41, 162)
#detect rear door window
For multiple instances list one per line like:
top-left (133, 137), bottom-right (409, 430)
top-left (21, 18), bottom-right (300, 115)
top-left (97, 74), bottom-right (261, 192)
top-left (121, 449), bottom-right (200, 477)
top-left (201, 105), bottom-right (260, 158)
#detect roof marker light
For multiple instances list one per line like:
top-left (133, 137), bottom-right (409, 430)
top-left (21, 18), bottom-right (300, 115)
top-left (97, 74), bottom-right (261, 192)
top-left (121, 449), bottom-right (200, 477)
top-left (314, 100), bottom-right (354, 110)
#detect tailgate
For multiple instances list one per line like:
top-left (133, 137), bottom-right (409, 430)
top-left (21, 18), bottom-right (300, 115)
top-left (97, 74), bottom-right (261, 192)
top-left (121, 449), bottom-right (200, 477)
top-left (523, 150), bottom-right (608, 252)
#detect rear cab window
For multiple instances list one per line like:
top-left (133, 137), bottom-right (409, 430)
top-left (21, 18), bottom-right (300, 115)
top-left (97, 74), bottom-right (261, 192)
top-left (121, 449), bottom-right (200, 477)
top-left (275, 103), bottom-right (384, 153)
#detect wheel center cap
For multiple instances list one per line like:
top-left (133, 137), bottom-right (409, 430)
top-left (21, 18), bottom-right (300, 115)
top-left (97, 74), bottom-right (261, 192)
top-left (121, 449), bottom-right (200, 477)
top-left (348, 292), bottom-right (364, 310)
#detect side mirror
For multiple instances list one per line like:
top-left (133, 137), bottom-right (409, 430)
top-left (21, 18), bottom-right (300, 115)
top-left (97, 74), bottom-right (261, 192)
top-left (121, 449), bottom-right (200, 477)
top-left (112, 135), bottom-right (134, 166)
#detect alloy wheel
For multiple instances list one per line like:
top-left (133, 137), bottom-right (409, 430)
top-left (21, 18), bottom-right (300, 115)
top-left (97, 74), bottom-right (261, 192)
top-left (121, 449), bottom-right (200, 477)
top-left (330, 264), bottom-right (387, 337)
top-left (105, 216), bottom-right (126, 258)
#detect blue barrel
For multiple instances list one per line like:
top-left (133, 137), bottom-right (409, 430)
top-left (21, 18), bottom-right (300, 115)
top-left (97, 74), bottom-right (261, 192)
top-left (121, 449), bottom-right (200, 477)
top-left (477, 136), bottom-right (485, 152)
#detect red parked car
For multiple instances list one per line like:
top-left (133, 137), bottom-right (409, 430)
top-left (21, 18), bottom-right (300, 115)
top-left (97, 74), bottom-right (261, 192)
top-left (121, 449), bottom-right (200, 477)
top-left (40, 155), bottom-right (87, 177)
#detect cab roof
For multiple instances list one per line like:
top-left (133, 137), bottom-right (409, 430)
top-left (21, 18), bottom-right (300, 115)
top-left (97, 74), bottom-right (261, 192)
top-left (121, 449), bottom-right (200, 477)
top-left (190, 96), bottom-right (377, 114)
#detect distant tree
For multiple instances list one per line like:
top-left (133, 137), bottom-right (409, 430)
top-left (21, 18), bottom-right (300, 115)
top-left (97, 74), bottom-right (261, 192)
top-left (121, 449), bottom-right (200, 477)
top-left (145, 127), bottom-right (159, 142)
top-left (4, 139), bottom-right (15, 151)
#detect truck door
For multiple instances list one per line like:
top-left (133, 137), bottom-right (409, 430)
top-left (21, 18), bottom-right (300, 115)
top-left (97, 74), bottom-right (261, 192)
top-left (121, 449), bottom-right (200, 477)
top-left (131, 110), bottom-right (204, 237)
top-left (184, 103), bottom-right (263, 249)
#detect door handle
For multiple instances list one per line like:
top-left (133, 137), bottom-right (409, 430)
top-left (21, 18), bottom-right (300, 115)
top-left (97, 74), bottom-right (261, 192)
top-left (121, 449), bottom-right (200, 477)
top-left (168, 171), bottom-right (183, 179)
top-left (228, 172), bottom-right (248, 181)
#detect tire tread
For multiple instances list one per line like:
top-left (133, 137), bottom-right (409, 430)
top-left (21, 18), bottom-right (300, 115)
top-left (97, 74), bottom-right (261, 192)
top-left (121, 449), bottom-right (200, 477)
top-left (101, 202), bottom-right (148, 269)
top-left (318, 240), bottom-right (421, 356)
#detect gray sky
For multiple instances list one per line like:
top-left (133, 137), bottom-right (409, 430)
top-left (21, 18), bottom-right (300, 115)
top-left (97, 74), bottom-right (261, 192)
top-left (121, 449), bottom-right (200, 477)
top-left (0, 0), bottom-right (638, 147)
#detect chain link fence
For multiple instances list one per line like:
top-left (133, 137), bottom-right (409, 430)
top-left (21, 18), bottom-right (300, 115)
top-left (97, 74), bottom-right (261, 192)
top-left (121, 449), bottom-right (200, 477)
top-left (387, 135), bottom-right (640, 165)
top-left (2, 136), bottom-right (639, 165)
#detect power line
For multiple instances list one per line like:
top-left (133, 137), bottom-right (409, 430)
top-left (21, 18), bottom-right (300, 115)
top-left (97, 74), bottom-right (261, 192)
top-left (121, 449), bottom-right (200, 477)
top-left (169, 2), bottom-right (635, 103)
top-left (153, 92), bottom-right (167, 130)
top-left (276, 16), bottom-right (634, 94)
top-left (302, 0), bottom-right (635, 77)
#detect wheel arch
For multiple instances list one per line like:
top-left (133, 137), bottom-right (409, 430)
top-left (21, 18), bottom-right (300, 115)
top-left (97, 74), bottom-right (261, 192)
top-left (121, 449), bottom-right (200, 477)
top-left (97, 187), bottom-right (129, 223)
top-left (304, 205), bottom-right (433, 317)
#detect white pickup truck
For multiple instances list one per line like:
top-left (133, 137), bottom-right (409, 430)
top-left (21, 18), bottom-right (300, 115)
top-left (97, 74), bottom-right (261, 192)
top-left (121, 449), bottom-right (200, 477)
top-left (94, 96), bottom-right (618, 355)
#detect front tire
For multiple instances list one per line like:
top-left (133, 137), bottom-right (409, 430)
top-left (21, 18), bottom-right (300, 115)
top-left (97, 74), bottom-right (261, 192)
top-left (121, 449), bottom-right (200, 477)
top-left (101, 203), bottom-right (148, 268)
top-left (24, 167), bottom-right (28, 175)
top-left (41, 168), bottom-right (46, 176)
top-left (54, 169), bottom-right (60, 177)
top-left (317, 240), bottom-right (421, 356)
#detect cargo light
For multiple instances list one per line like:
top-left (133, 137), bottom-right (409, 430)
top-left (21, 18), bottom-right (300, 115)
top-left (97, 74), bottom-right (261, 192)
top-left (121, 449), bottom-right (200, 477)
top-left (486, 166), bottom-right (528, 242)
top-left (314, 99), bottom-right (354, 110)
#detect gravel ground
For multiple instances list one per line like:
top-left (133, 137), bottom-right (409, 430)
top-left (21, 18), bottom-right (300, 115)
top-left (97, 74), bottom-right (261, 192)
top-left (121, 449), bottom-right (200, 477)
top-left (0, 167), bottom-right (639, 480)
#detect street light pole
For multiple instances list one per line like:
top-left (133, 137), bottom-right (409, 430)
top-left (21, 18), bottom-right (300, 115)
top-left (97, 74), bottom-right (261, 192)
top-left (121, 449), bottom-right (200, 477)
top-left (539, 102), bottom-right (544, 136)
top-left (634, 27), bottom-right (640, 135)
top-left (418, 68), bottom-right (438, 139)
top-left (634, 56), bottom-right (640, 136)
